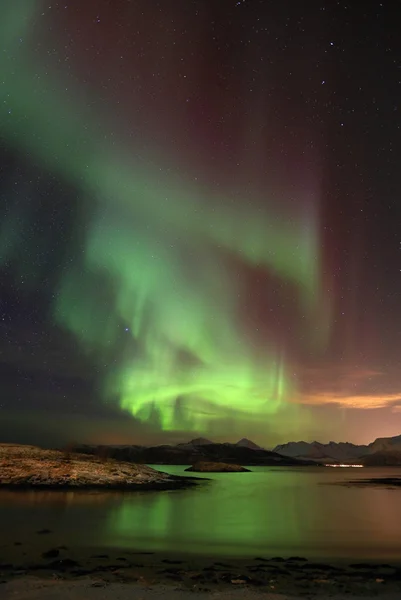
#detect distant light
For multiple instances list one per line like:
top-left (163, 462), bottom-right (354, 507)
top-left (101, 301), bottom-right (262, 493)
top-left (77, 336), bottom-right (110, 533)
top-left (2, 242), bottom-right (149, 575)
top-left (325, 464), bottom-right (364, 468)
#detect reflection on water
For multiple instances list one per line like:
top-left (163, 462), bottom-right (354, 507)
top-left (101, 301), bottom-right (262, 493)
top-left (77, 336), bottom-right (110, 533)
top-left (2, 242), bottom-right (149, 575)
top-left (105, 470), bottom-right (304, 555)
top-left (0, 489), bottom-right (121, 507)
top-left (1, 466), bottom-right (401, 560)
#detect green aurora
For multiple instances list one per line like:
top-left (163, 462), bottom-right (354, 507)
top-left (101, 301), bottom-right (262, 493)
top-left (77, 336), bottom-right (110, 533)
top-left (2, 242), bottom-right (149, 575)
top-left (0, 3), bottom-right (330, 434)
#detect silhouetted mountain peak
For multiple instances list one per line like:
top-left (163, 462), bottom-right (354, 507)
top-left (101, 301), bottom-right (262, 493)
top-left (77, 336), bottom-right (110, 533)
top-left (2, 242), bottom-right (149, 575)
top-left (236, 438), bottom-right (261, 450)
top-left (185, 437), bottom-right (214, 446)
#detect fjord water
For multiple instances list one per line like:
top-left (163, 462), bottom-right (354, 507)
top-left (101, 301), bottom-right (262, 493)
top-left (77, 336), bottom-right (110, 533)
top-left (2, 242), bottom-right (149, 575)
top-left (1, 466), bottom-right (401, 561)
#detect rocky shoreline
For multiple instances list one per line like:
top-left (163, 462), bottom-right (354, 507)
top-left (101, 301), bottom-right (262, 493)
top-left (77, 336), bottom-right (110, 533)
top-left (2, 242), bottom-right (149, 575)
top-left (0, 444), bottom-right (201, 491)
top-left (2, 545), bottom-right (401, 597)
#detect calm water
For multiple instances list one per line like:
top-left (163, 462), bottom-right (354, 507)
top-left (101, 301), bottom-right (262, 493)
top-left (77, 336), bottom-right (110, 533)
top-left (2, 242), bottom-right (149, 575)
top-left (1, 466), bottom-right (401, 561)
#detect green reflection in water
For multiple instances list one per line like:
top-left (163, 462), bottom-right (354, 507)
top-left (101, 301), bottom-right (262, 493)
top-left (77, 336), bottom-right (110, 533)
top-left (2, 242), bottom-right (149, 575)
top-left (2, 468), bottom-right (401, 560)
top-left (102, 469), bottom-right (310, 556)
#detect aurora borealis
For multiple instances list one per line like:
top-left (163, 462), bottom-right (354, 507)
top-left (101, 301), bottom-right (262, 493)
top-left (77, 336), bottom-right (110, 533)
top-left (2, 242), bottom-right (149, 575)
top-left (0, 1), bottom-right (400, 446)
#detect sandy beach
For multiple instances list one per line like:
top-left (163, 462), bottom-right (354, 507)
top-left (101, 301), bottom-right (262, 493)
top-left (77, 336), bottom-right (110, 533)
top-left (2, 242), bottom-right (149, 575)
top-left (3, 577), bottom-right (401, 600)
top-left (1, 543), bottom-right (401, 599)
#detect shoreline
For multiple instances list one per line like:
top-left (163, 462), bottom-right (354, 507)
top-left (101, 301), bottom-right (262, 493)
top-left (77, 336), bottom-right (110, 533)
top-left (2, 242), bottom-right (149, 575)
top-left (0, 473), bottom-right (205, 492)
top-left (2, 544), bottom-right (401, 598)
top-left (3, 578), bottom-right (401, 600)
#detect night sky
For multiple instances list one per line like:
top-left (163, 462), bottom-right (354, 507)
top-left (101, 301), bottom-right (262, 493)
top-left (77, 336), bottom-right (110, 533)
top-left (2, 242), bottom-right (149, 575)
top-left (0, 1), bottom-right (400, 448)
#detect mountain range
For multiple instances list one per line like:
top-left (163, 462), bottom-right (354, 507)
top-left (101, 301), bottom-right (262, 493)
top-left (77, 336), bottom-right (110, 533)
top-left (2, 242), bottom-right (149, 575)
top-left (70, 434), bottom-right (401, 467)
top-left (273, 434), bottom-right (401, 465)
top-left (71, 438), bottom-right (309, 467)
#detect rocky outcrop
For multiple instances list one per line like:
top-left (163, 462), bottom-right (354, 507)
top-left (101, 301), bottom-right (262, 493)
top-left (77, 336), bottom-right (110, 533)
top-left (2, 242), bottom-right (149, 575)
top-left (0, 444), bottom-right (199, 490)
top-left (185, 461), bottom-right (251, 472)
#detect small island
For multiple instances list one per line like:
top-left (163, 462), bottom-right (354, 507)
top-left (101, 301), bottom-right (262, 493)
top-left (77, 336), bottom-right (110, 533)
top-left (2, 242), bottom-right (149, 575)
top-left (0, 444), bottom-right (200, 491)
top-left (185, 460), bottom-right (251, 472)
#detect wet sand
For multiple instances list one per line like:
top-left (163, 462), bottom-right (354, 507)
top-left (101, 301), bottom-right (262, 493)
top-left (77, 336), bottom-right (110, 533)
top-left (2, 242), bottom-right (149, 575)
top-left (1, 542), bottom-right (401, 598)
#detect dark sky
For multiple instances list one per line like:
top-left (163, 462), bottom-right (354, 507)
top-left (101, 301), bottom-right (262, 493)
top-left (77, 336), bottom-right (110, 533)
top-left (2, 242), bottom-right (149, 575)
top-left (0, 0), bottom-right (400, 447)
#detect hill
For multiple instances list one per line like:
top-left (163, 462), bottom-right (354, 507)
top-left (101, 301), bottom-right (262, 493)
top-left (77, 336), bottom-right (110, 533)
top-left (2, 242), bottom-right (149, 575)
top-left (71, 441), bottom-right (313, 466)
top-left (363, 450), bottom-right (401, 466)
top-left (236, 438), bottom-right (261, 450)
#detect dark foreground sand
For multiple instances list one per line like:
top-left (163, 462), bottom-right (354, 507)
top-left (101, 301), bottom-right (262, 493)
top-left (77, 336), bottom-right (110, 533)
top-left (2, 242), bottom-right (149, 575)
top-left (2, 577), bottom-right (401, 600)
top-left (2, 544), bottom-right (401, 599)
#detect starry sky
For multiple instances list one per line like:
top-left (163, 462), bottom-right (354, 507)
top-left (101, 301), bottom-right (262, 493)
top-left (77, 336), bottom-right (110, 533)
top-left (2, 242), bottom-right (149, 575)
top-left (0, 0), bottom-right (400, 448)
